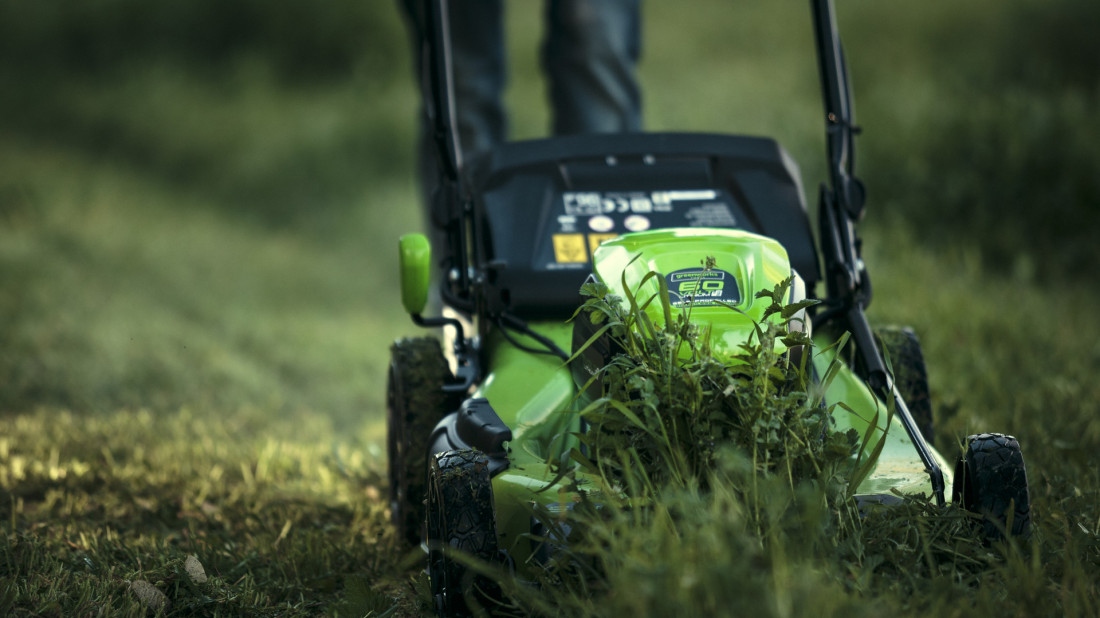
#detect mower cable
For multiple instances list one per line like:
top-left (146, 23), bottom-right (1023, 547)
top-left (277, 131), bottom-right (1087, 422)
top-left (496, 314), bottom-right (571, 362)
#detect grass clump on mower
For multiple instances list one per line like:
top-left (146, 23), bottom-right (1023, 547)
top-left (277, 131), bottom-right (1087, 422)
top-left (569, 273), bottom-right (858, 498)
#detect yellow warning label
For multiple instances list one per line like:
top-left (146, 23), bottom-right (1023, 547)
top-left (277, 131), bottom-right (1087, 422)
top-left (552, 234), bottom-right (588, 263)
top-left (588, 233), bottom-right (618, 256)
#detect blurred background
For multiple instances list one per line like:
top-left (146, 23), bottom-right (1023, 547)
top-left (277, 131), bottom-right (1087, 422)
top-left (0, 0), bottom-right (1097, 455)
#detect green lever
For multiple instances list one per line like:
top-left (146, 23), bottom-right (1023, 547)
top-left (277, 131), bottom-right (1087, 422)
top-left (398, 233), bottom-right (432, 315)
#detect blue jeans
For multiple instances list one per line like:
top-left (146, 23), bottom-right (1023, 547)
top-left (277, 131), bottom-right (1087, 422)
top-left (403, 0), bottom-right (642, 161)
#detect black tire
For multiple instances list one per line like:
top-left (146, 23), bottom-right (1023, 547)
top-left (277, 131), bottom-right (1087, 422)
top-left (875, 326), bottom-right (935, 444)
top-left (388, 338), bottom-right (461, 546)
top-left (426, 449), bottom-right (501, 617)
top-left (952, 433), bottom-right (1031, 539)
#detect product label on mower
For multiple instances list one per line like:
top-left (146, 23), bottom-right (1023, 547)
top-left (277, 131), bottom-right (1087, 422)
top-left (546, 189), bottom-right (744, 270)
top-left (665, 268), bottom-right (741, 308)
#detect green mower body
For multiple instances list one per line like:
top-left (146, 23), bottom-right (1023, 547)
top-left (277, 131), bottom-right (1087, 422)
top-left (399, 228), bottom-right (952, 576)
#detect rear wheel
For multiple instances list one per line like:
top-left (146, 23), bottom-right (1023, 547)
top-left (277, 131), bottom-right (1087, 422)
top-left (426, 449), bottom-right (502, 617)
top-left (952, 433), bottom-right (1031, 539)
top-left (875, 326), bottom-right (934, 444)
top-left (387, 338), bottom-right (460, 546)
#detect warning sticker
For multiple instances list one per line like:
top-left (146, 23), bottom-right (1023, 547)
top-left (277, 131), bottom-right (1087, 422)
top-left (588, 233), bottom-right (618, 256)
top-left (665, 268), bottom-right (741, 308)
top-left (552, 234), bottom-right (589, 263)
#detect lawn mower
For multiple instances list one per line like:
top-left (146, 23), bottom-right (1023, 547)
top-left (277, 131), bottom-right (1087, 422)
top-left (387, 1), bottom-right (1031, 615)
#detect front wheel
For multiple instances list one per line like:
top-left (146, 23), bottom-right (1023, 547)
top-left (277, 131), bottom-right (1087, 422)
top-left (952, 432), bottom-right (1031, 539)
top-left (387, 337), bottom-right (460, 546)
top-left (426, 449), bottom-right (502, 617)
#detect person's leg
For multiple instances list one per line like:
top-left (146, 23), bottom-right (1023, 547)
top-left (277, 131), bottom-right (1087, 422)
top-left (399, 0), bottom-right (506, 191)
top-left (544, 0), bottom-right (642, 135)
top-left (449, 0), bottom-right (508, 156)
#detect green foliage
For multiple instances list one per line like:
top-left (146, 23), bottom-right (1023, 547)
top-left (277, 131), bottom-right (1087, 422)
top-left (571, 274), bottom-right (851, 499)
top-left (506, 474), bottom-right (871, 618)
top-left (846, 0), bottom-right (1100, 279)
top-left (0, 2), bottom-right (417, 234)
top-left (480, 276), bottom-right (870, 616)
top-left (0, 144), bottom-right (410, 416)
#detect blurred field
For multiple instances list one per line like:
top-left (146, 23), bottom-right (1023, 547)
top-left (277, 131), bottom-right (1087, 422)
top-left (1, 0), bottom-right (1098, 615)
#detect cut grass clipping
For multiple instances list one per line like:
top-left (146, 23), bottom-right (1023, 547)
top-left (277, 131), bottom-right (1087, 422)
top-left (463, 266), bottom-right (1034, 616)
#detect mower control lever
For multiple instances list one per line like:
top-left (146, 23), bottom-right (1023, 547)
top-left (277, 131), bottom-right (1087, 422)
top-left (813, 0), bottom-right (946, 506)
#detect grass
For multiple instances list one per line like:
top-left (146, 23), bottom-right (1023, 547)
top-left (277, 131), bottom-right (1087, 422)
top-left (0, 58), bottom-right (416, 418)
top-left (2, 0), bottom-right (1099, 615)
top-left (1, 406), bottom-right (407, 616)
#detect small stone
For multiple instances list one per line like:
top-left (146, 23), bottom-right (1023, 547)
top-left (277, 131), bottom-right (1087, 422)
top-left (130, 579), bottom-right (169, 611)
top-left (185, 554), bottom-right (208, 584)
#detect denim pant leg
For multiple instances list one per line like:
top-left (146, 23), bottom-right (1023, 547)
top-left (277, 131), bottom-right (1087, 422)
top-left (449, 0), bottom-right (508, 156)
top-left (544, 0), bottom-right (643, 135)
